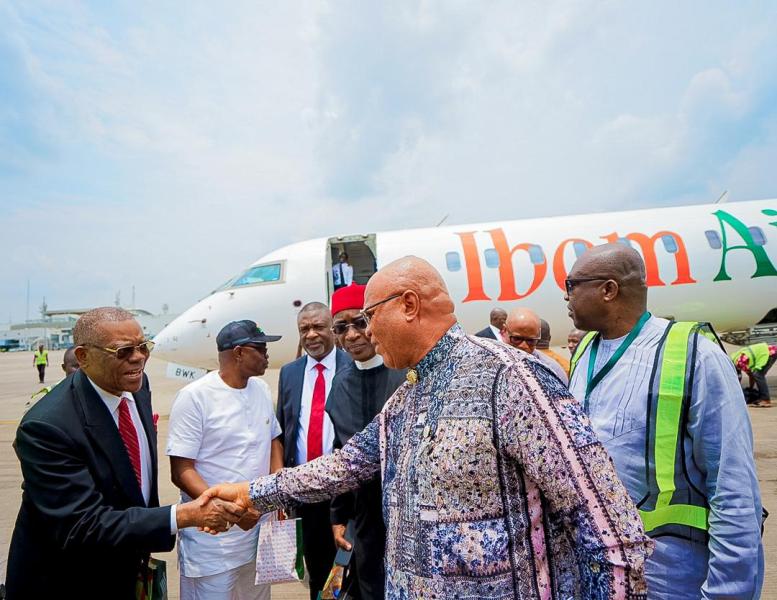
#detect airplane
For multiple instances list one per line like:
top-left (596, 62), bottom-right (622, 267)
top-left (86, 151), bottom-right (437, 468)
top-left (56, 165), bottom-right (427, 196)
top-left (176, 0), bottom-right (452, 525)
top-left (153, 199), bottom-right (777, 373)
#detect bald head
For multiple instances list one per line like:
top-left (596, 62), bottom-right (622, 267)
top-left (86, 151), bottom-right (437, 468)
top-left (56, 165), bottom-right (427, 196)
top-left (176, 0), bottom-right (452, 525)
top-left (566, 243), bottom-right (649, 338)
top-left (506, 308), bottom-right (541, 337)
top-left (503, 308), bottom-right (541, 354)
top-left (572, 243), bottom-right (646, 289)
top-left (364, 256), bottom-right (457, 369)
top-left (366, 256), bottom-right (455, 318)
top-left (62, 346), bottom-right (79, 376)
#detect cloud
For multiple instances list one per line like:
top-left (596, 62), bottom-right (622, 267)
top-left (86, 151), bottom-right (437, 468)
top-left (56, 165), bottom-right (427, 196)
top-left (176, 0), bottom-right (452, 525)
top-left (1, 1), bottom-right (777, 321)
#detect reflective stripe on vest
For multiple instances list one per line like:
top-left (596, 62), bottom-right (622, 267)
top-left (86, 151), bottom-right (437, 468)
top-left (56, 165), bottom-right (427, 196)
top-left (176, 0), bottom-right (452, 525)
top-left (639, 321), bottom-right (709, 533)
top-left (34, 350), bottom-right (48, 365)
top-left (569, 331), bottom-right (597, 379)
top-left (730, 342), bottom-right (770, 371)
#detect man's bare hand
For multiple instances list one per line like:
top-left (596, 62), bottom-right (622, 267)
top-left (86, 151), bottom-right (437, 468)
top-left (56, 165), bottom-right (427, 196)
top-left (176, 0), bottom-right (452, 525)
top-left (200, 482), bottom-right (252, 507)
top-left (235, 508), bottom-right (261, 531)
top-left (332, 524), bottom-right (352, 551)
top-left (198, 482), bottom-right (253, 534)
top-left (176, 494), bottom-right (245, 533)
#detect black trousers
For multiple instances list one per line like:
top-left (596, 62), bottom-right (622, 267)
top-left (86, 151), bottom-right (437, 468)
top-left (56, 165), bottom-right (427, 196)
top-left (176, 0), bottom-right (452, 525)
top-left (36, 364), bottom-right (46, 383)
top-left (299, 501), bottom-right (336, 600)
top-left (752, 354), bottom-right (776, 400)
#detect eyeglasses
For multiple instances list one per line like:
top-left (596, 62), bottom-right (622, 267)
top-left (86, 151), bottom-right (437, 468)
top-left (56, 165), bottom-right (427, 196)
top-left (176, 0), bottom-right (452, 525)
top-left (564, 277), bottom-right (609, 295)
top-left (359, 293), bottom-right (402, 324)
top-left (508, 334), bottom-right (540, 346)
top-left (240, 344), bottom-right (268, 356)
top-left (331, 315), bottom-right (369, 335)
top-left (87, 340), bottom-right (155, 360)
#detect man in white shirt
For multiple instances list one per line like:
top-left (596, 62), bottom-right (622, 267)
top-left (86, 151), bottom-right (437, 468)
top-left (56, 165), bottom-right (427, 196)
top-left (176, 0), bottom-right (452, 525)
top-left (332, 252), bottom-right (354, 290)
top-left (275, 302), bottom-right (352, 600)
top-left (168, 320), bottom-right (284, 600)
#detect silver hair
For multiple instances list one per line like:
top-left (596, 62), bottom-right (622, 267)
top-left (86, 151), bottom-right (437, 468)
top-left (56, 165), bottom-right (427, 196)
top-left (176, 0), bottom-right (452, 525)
top-left (73, 307), bottom-right (136, 346)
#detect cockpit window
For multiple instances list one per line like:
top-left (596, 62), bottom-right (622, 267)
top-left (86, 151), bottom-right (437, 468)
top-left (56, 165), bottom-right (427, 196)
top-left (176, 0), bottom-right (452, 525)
top-left (223, 263), bottom-right (282, 289)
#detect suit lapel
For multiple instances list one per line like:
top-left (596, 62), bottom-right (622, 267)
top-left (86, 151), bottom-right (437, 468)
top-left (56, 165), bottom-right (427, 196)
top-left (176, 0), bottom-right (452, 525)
top-left (289, 358), bottom-right (305, 428)
top-left (73, 371), bottom-right (146, 507)
top-left (134, 377), bottom-right (159, 506)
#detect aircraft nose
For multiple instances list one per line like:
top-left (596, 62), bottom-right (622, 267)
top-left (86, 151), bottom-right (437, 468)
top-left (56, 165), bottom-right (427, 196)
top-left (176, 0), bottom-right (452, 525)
top-left (152, 322), bottom-right (181, 362)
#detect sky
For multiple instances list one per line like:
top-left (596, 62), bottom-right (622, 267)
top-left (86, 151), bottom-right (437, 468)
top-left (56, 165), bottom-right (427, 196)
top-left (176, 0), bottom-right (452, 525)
top-left (2, 1), bottom-right (777, 321)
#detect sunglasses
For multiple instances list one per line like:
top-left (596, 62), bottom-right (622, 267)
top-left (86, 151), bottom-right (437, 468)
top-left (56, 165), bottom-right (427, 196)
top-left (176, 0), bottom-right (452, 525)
top-left (88, 340), bottom-right (155, 360)
top-left (508, 335), bottom-right (540, 346)
top-left (359, 293), bottom-right (402, 324)
top-left (564, 277), bottom-right (609, 295)
top-left (240, 344), bottom-right (268, 355)
top-left (331, 316), bottom-right (369, 335)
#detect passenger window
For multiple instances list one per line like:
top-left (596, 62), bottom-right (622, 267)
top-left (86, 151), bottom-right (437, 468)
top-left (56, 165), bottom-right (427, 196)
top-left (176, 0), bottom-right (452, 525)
top-left (749, 226), bottom-right (767, 246)
top-left (484, 248), bottom-right (500, 268)
top-left (572, 241), bottom-right (588, 257)
top-left (661, 235), bottom-right (678, 254)
top-left (445, 252), bottom-right (462, 272)
top-left (527, 244), bottom-right (545, 265)
top-left (704, 230), bottom-right (722, 249)
top-left (229, 263), bottom-right (282, 287)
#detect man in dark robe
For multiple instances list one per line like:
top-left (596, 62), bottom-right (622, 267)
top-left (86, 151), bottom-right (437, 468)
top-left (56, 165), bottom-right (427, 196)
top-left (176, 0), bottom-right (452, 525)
top-left (326, 284), bottom-right (406, 600)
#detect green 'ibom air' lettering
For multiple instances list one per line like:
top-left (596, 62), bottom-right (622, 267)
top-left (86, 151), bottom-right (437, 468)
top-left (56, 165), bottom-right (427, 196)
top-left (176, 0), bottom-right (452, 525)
top-left (712, 209), bottom-right (777, 281)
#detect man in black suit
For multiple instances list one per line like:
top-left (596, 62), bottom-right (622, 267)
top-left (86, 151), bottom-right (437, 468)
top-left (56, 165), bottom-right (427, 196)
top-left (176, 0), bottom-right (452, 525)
top-left (276, 302), bottom-right (352, 600)
top-left (7, 307), bottom-right (244, 600)
top-left (474, 307), bottom-right (507, 340)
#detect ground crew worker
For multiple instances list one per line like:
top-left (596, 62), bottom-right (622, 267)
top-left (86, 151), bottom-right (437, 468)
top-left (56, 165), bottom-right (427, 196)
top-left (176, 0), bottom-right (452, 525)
top-left (33, 343), bottom-right (49, 383)
top-left (27, 346), bottom-right (80, 411)
top-left (566, 242), bottom-right (764, 599)
top-left (731, 342), bottom-right (776, 408)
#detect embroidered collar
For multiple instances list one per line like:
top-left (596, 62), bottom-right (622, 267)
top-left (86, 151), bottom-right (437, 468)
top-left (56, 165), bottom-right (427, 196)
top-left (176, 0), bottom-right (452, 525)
top-left (413, 323), bottom-right (464, 382)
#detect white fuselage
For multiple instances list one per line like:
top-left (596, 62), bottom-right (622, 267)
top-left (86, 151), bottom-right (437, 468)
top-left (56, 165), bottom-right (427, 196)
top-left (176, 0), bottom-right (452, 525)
top-left (154, 199), bottom-right (777, 370)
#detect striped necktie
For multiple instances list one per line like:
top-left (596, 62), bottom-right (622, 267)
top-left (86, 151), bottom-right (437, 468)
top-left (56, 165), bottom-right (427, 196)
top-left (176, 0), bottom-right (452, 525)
top-left (118, 396), bottom-right (142, 489)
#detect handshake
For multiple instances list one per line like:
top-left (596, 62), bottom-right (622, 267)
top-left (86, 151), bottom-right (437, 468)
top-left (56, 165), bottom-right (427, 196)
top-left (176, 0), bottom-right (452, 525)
top-left (176, 482), bottom-right (256, 534)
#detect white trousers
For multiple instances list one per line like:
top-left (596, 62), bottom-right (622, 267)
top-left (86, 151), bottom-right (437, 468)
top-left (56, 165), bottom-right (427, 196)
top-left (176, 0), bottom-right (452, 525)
top-left (180, 560), bottom-right (270, 600)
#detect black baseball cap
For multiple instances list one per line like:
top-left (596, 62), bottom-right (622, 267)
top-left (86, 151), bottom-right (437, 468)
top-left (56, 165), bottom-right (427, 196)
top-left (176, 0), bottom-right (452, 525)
top-left (217, 320), bottom-right (282, 351)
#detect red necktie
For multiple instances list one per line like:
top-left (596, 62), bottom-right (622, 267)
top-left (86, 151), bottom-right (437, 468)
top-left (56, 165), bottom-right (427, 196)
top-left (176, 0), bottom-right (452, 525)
top-left (307, 363), bottom-right (326, 462)
top-left (118, 397), bottom-right (143, 489)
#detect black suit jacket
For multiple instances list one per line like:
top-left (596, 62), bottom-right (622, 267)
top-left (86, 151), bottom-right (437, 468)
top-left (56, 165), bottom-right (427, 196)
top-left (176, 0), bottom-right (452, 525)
top-left (276, 349), bottom-right (352, 468)
top-left (475, 325), bottom-right (498, 340)
top-left (6, 370), bottom-right (175, 600)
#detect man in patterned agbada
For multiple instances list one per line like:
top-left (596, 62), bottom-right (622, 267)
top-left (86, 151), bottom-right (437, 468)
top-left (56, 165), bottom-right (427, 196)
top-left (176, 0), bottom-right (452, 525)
top-left (204, 256), bottom-right (654, 599)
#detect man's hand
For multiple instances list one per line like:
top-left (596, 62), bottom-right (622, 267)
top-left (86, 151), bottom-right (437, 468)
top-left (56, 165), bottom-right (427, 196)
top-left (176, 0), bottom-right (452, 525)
top-left (197, 482), bottom-right (253, 534)
top-left (201, 481), bottom-right (252, 507)
top-left (235, 507), bottom-right (261, 531)
top-left (332, 524), bottom-right (352, 551)
top-left (176, 494), bottom-right (245, 532)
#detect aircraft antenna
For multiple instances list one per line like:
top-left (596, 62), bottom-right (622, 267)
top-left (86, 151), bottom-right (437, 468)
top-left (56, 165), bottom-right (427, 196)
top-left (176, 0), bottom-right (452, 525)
top-left (715, 190), bottom-right (729, 204)
top-left (436, 214), bottom-right (449, 227)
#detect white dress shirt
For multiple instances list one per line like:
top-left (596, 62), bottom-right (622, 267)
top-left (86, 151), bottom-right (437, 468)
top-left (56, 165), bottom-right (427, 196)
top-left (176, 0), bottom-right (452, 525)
top-left (489, 324), bottom-right (502, 339)
top-left (87, 377), bottom-right (177, 533)
top-left (295, 348), bottom-right (338, 466)
top-left (332, 262), bottom-right (354, 286)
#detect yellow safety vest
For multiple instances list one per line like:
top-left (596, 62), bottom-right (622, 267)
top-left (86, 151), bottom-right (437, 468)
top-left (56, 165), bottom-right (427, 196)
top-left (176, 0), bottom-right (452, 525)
top-left (34, 350), bottom-right (48, 365)
top-left (570, 321), bottom-right (722, 537)
top-left (730, 342), bottom-right (770, 372)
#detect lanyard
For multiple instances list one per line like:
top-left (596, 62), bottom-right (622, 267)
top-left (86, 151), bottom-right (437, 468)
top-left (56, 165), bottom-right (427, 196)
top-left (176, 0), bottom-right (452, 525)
top-left (585, 311), bottom-right (651, 408)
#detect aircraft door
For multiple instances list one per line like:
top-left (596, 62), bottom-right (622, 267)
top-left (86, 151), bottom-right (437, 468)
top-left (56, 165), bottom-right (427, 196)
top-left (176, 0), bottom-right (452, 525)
top-left (326, 234), bottom-right (377, 297)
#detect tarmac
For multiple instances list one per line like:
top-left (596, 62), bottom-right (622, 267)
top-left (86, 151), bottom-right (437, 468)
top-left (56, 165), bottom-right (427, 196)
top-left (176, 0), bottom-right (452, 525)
top-left (0, 350), bottom-right (775, 598)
